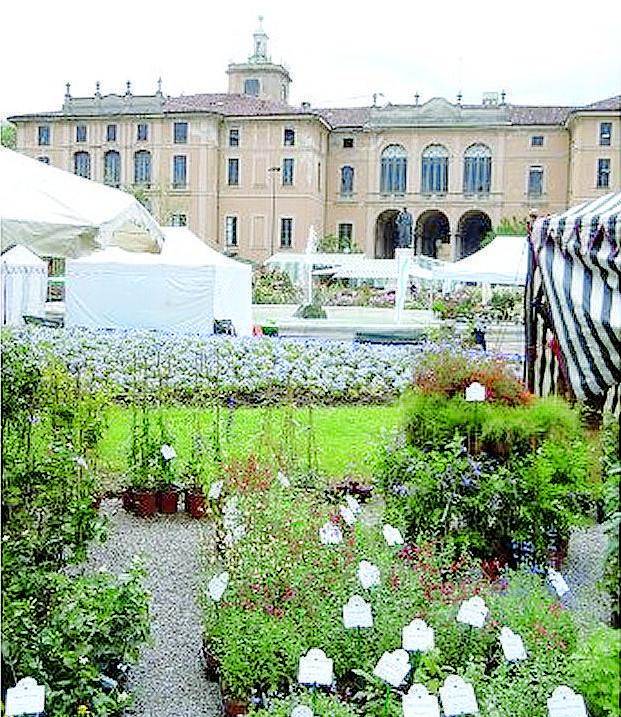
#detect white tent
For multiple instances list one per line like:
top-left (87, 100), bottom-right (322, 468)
top-left (1, 245), bottom-right (48, 325)
top-left (434, 235), bottom-right (528, 285)
top-left (65, 247), bottom-right (215, 334)
top-left (160, 227), bottom-right (252, 336)
top-left (0, 147), bottom-right (164, 258)
top-left (266, 252), bottom-right (367, 283)
top-left (314, 258), bottom-right (433, 281)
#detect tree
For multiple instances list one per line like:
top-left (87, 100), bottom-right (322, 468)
top-left (1, 121), bottom-right (16, 149)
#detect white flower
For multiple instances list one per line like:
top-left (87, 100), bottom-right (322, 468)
top-left (78, 655), bottom-right (89, 665)
top-left (161, 444), bottom-right (176, 461)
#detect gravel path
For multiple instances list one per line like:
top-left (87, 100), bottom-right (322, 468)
top-left (86, 499), bottom-right (221, 717)
top-left (563, 523), bottom-right (610, 627)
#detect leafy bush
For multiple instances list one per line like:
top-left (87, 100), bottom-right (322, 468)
top-left (248, 693), bottom-right (359, 716)
top-left (570, 626), bottom-right (620, 717)
top-left (600, 414), bottom-right (620, 625)
top-left (295, 302), bottom-right (327, 319)
top-left (253, 267), bottom-right (301, 304)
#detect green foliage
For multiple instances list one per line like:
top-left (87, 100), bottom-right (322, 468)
top-left (253, 267), bottom-right (301, 304)
top-left (248, 693), bottom-right (359, 716)
top-left (495, 216), bottom-right (528, 236)
top-left (316, 233), bottom-right (363, 254)
top-left (600, 414), bottom-right (620, 624)
top-left (1, 121), bottom-right (16, 149)
top-left (295, 302), bottom-right (327, 319)
top-left (432, 287), bottom-right (522, 323)
top-left (570, 626), bottom-right (620, 717)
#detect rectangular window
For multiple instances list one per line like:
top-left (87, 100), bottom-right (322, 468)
top-left (600, 122), bottom-right (612, 146)
top-left (174, 121), bottom-right (188, 144)
top-left (173, 155), bottom-right (187, 188)
top-left (531, 135), bottom-right (544, 146)
top-left (229, 129), bottom-right (239, 147)
top-left (597, 158), bottom-right (610, 188)
top-left (280, 217), bottom-right (293, 247)
top-left (338, 223), bottom-right (353, 244)
top-left (38, 125), bottom-right (50, 146)
top-left (76, 125), bottom-right (87, 143)
top-left (106, 124), bottom-right (117, 142)
top-left (226, 216), bottom-right (238, 246)
top-left (284, 128), bottom-right (295, 146)
top-left (282, 158), bottom-right (294, 185)
top-left (37, 156), bottom-right (50, 164)
top-left (244, 78), bottom-right (260, 96)
top-left (343, 137), bottom-right (354, 148)
top-left (528, 166), bottom-right (544, 196)
top-left (137, 123), bottom-right (149, 141)
top-left (170, 213), bottom-right (187, 227)
top-left (228, 158), bottom-right (239, 186)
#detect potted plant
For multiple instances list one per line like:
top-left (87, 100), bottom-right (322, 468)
top-left (125, 406), bottom-right (159, 518)
top-left (156, 442), bottom-right (179, 514)
top-left (183, 432), bottom-right (210, 519)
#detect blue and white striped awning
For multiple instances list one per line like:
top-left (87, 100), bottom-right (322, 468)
top-left (530, 192), bottom-right (621, 400)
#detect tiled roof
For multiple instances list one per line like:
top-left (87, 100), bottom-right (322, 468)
top-left (580, 95), bottom-right (621, 111)
top-left (505, 105), bottom-right (575, 125)
top-left (164, 93), bottom-right (310, 117)
top-left (315, 106), bottom-right (372, 128)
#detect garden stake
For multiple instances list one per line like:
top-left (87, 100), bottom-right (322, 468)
top-left (383, 682), bottom-right (391, 716)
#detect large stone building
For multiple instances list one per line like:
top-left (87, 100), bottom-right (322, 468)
top-left (9, 19), bottom-right (620, 263)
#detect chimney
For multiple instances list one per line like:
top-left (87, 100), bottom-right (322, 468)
top-left (301, 101), bottom-right (311, 110)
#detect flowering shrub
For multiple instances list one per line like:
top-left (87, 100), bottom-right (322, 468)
top-left (7, 327), bottom-right (521, 405)
top-left (432, 287), bottom-right (522, 323)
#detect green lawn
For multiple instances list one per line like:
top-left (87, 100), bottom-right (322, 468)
top-left (98, 403), bottom-right (403, 483)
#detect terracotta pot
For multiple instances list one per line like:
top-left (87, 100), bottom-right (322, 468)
top-left (157, 488), bottom-right (179, 514)
top-left (185, 490), bottom-right (206, 519)
top-left (121, 488), bottom-right (136, 514)
top-left (133, 490), bottom-right (158, 518)
top-left (223, 698), bottom-right (248, 717)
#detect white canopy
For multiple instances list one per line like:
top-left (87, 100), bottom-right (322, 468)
top-left (160, 227), bottom-right (252, 335)
top-left (0, 147), bottom-right (164, 258)
top-left (266, 251), bottom-right (367, 284)
top-left (314, 258), bottom-right (433, 280)
top-left (434, 235), bottom-right (528, 285)
top-left (1, 245), bottom-right (48, 325)
top-left (65, 246), bottom-right (215, 334)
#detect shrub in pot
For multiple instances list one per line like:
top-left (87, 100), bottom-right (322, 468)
top-left (155, 443), bottom-right (179, 514)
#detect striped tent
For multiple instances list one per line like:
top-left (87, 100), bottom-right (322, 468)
top-left (525, 192), bottom-right (621, 405)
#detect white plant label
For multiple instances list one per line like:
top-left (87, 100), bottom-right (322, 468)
top-left (547, 568), bottom-right (570, 597)
top-left (373, 648), bottom-right (411, 688)
top-left (499, 627), bottom-right (527, 662)
top-left (161, 443), bottom-right (176, 461)
top-left (345, 495), bottom-right (362, 515)
top-left (291, 707), bottom-right (314, 717)
top-left (297, 648), bottom-right (333, 686)
top-left (342, 595), bottom-right (373, 629)
top-left (547, 686), bottom-right (587, 717)
top-left (465, 382), bottom-right (486, 402)
top-left (383, 524), bottom-right (404, 547)
top-left (208, 571), bottom-right (229, 601)
top-left (439, 675), bottom-right (479, 716)
top-left (340, 505), bottom-right (356, 526)
top-left (457, 596), bottom-right (488, 629)
top-left (76, 456), bottom-right (88, 469)
top-left (402, 684), bottom-right (440, 717)
top-left (277, 471), bottom-right (291, 488)
top-left (402, 618), bottom-right (435, 652)
top-left (208, 480), bottom-right (223, 499)
top-left (6, 677), bottom-right (46, 716)
top-left (358, 560), bottom-right (381, 589)
top-left (319, 522), bottom-right (343, 545)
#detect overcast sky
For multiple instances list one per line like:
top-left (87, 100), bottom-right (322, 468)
top-left (2, 0), bottom-right (620, 120)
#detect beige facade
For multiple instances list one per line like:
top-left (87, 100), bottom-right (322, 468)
top-left (8, 22), bottom-right (621, 263)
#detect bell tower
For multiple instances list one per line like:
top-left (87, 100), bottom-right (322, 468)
top-left (227, 16), bottom-right (292, 103)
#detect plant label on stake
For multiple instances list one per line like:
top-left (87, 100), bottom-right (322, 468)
top-left (439, 675), bottom-right (479, 716)
top-left (357, 560), bottom-right (381, 589)
top-left (345, 495), bottom-right (361, 515)
top-left (547, 686), bottom-right (587, 717)
top-left (547, 568), bottom-right (570, 598)
top-left (277, 471), bottom-right (291, 488)
top-left (403, 618), bottom-right (435, 652)
top-left (340, 505), bottom-right (356, 526)
top-left (457, 596), bottom-right (488, 628)
top-left (6, 677), bottom-right (45, 716)
top-left (342, 595), bottom-right (373, 629)
top-left (208, 571), bottom-right (229, 601)
top-left (373, 648), bottom-right (411, 688)
top-left (402, 684), bottom-right (440, 717)
top-left (319, 522), bottom-right (343, 545)
top-left (499, 627), bottom-right (527, 662)
top-left (383, 524), bottom-right (404, 547)
top-left (161, 443), bottom-right (176, 461)
top-left (465, 382), bottom-right (486, 402)
top-left (291, 707), bottom-right (314, 717)
top-left (297, 648), bottom-right (333, 686)
top-left (208, 480), bottom-right (223, 499)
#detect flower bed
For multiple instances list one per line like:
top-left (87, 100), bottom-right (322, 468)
top-left (5, 328), bottom-right (522, 405)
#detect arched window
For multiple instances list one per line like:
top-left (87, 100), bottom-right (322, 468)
top-left (73, 151), bottom-right (90, 179)
top-left (134, 150), bottom-right (151, 186)
top-left (341, 166), bottom-right (354, 194)
top-left (104, 150), bottom-right (121, 187)
top-left (380, 145), bottom-right (407, 193)
top-left (463, 144), bottom-right (491, 194)
top-left (421, 145), bottom-right (449, 194)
